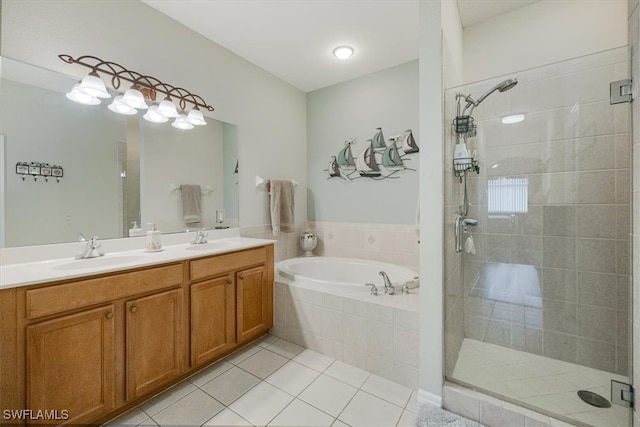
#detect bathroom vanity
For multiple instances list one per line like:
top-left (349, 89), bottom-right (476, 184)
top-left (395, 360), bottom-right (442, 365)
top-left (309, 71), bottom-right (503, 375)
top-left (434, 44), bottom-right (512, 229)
top-left (0, 238), bottom-right (274, 426)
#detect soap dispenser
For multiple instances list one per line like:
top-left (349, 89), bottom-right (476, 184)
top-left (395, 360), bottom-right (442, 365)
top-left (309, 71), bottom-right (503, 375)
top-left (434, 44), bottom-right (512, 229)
top-left (146, 223), bottom-right (162, 251)
top-left (129, 221), bottom-right (144, 237)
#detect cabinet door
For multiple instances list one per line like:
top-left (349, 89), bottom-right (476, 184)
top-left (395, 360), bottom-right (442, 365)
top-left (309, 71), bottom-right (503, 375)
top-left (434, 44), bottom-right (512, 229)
top-left (236, 265), bottom-right (271, 343)
top-left (190, 275), bottom-right (236, 367)
top-left (126, 288), bottom-right (183, 400)
top-left (26, 305), bottom-right (115, 425)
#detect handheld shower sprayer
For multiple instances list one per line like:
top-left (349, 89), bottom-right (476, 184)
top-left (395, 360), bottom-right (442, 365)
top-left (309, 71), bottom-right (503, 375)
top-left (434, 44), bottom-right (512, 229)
top-left (461, 78), bottom-right (518, 116)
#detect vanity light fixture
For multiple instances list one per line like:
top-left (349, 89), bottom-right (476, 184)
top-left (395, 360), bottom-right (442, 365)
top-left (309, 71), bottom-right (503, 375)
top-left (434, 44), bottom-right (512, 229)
top-left (59, 54), bottom-right (214, 130)
top-left (501, 114), bottom-right (525, 124)
top-left (333, 45), bottom-right (354, 60)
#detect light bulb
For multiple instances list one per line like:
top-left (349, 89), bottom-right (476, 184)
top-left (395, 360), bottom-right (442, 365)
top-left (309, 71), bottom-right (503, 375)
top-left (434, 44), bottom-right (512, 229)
top-left (143, 104), bottom-right (169, 123)
top-left (172, 114), bottom-right (194, 130)
top-left (122, 87), bottom-right (148, 109)
top-left (157, 97), bottom-right (179, 118)
top-left (66, 83), bottom-right (100, 105)
top-left (333, 45), bottom-right (354, 60)
top-left (108, 95), bottom-right (137, 115)
top-left (186, 108), bottom-right (206, 126)
top-left (77, 71), bottom-right (111, 98)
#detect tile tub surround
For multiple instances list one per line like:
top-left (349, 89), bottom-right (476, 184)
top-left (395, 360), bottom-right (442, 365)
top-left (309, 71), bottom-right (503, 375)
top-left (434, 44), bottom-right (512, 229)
top-left (105, 335), bottom-right (419, 427)
top-left (446, 47), bottom-right (632, 376)
top-left (272, 274), bottom-right (420, 389)
top-left (307, 221), bottom-right (420, 270)
top-left (241, 224), bottom-right (308, 262)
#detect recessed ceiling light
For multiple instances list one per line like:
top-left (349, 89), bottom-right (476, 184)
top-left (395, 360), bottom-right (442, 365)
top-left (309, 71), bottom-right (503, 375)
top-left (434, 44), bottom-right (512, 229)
top-left (501, 114), bottom-right (525, 124)
top-left (333, 45), bottom-right (354, 60)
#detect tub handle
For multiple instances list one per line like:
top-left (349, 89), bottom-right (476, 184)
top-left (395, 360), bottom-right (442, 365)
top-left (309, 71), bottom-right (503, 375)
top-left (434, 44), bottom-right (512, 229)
top-left (365, 283), bottom-right (378, 296)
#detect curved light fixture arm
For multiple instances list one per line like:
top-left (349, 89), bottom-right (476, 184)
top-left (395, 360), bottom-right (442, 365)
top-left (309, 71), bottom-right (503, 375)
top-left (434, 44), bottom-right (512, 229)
top-left (58, 54), bottom-right (214, 112)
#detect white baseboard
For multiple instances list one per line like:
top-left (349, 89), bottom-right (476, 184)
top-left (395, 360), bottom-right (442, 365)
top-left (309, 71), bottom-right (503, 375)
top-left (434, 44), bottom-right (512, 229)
top-left (417, 388), bottom-right (442, 407)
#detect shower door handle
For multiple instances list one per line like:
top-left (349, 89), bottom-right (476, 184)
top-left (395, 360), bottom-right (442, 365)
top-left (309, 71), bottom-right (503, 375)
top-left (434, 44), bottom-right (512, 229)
top-left (454, 214), bottom-right (463, 254)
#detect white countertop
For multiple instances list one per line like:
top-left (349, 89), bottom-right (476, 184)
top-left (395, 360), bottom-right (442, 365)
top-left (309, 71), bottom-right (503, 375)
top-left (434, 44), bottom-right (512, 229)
top-left (0, 235), bottom-right (275, 289)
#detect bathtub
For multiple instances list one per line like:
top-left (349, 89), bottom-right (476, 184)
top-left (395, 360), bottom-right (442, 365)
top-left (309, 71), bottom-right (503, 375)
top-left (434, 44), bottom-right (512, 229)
top-left (277, 256), bottom-right (419, 295)
top-left (273, 257), bottom-right (420, 389)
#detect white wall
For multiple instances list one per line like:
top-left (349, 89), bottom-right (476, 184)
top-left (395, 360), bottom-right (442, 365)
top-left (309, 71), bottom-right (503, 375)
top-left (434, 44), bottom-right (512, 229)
top-left (442, 0), bottom-right (464, 88)
top-left (306, 61), bottom-right (419, 224)
top-left (463, 0), bottom-right (628, 83)
top-left (418, 0), bottom-right (445, 405)
top-left (0, 0), bottom-right (307, 229)
top-left (140, 119), bottom-right (224, 233)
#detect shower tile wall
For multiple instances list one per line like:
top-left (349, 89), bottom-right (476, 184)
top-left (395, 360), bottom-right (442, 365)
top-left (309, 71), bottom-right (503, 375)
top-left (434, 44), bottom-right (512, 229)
top-left (454, 48), bottom-right (631, 375)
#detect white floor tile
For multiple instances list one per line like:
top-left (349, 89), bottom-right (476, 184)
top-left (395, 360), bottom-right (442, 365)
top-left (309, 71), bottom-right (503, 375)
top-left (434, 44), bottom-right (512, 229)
top-left (405, 391), bottom-right (418, 413)
top-left (331, 420), bottom-right (350, 427)
top-left (299, 375), bottom-right (357, 417)
top-left (188, 360), bottom-right (234, 387)
top-left (267, 399), bottom-right (335, 426)
top-left (103, 407), bottom-right (149, 426)
top-left (266, 360), bottom-right (321, 396)
top-left (200, 366), bottom-right (261, 405)
top-left (151, 389), bottom-right (224, 426)
top-left (324, 361), bottom-right (370, 388)
top-left (255, 334), bottom-right (280, 348)
top-left (226, 345), bottom-right (263, 365)
top-left (203, 408), bottom-right (254, 426)
top-left (338, 391), bottom-right (403, 427)
top-left (267, 339), bottom-right (305, 359)
top-left (229, 382), bottom-right (294, 426)
top-left (293, 349), bottom-right (335, 372)
top-left (361, 374), bottom-right (412, 408)
top-left (238, 349), bottom-right (289, 379)
top-left (396, 409), bottom-right (416, 427)
top-left (140, 381), bottom-right (197, 416)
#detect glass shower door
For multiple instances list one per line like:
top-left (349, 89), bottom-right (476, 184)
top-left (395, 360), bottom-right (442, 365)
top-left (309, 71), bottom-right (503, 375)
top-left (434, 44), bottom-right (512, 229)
top-left (443, 47), bottom-right (633, 427)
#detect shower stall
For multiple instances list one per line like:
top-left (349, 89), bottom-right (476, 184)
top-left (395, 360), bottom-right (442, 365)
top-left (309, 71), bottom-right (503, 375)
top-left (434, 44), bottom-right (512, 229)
top-left (443, 47), bottom-right (633, 427)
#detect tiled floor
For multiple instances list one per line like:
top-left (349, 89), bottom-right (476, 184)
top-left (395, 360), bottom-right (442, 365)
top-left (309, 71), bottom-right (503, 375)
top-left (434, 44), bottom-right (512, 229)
top-left (105, 335), bottom-right (418, 426)
top-left (452, 338), bottom-right (631, 427)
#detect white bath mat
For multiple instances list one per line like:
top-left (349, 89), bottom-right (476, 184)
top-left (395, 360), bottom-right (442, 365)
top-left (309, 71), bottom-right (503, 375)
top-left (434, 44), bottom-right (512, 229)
top-left (415, 404), bottom-right (484, 427)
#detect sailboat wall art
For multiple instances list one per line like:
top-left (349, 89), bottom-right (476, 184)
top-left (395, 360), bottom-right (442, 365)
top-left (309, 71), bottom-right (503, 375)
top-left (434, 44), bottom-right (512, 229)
top-left (325, 128), bottom-right (418, 180)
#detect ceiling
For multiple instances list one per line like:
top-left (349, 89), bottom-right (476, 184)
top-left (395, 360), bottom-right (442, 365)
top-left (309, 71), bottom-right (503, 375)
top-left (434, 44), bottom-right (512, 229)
top-left (143, 0), bottom-right (539, 93)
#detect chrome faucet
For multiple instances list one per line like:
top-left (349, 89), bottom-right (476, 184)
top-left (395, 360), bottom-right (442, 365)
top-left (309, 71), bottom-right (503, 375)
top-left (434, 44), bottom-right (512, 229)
top-left (191, 229), bottom-right (208, 245)
top-left (379, 271), bottom-right (395, 295)
top-left (365, 283), bottom-right (378, 296)
top-left (76, 236), bottom-right (103, 259)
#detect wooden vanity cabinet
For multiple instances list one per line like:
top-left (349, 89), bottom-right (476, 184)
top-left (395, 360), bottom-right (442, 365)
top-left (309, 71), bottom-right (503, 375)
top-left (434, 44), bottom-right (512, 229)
top-left (237, 265), bottom-right (271, 344)
top-left (190, 274), bottom-right (236, 367)
top-left (0, 244), bottom-right (273, 426)
top-left (126, 288), bottom-right (183, 400)
top-left (26, 305), bottom-right (115, 425)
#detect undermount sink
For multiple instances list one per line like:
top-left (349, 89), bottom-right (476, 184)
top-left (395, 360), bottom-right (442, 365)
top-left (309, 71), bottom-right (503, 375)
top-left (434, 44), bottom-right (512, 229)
top-left (53, 255), bottom-right (148, 270)
top-left (186, 241), bottom-right (242, 251)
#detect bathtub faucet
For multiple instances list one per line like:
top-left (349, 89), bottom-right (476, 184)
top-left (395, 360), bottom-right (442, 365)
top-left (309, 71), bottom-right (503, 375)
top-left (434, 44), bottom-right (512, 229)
top-left (379, 271), bottom-right (395, 295)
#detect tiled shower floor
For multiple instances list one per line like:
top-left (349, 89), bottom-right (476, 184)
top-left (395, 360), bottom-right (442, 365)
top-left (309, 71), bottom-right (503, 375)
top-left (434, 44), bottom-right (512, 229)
top-left (452, 338), bottom-right (630, 427)
top-left (105, 335), bottom-right (418, 426)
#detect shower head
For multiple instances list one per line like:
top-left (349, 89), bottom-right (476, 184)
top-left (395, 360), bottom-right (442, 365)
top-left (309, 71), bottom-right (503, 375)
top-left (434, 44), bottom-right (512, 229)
top-left (462, 78), bottom-right (518, 113)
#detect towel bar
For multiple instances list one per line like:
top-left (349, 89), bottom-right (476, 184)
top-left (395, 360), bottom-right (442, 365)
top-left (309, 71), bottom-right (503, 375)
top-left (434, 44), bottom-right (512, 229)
top-left (169, 183), bottom-right (213, 194)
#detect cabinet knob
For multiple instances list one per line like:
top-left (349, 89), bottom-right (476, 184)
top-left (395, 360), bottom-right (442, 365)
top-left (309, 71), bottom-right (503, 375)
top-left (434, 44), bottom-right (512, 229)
top-left (106, 312), bottom-right (113, 319)
top-left (130, 306), bottom-right (137, 313)
top-left (226, 279), bottom-right (232, 284)
top-left (238, 275), bottom-right (244, 280)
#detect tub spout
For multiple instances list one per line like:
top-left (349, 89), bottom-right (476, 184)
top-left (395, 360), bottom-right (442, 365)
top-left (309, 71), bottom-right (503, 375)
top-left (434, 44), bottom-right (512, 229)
top-left (379, 271), bottom-right (395, 295)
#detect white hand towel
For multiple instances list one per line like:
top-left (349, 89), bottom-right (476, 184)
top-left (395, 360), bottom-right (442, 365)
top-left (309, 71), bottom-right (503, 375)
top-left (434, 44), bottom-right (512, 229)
top-left (181, 184), bottom-right (201, 224)
top-left (268, 180), bottom-right (295, 236)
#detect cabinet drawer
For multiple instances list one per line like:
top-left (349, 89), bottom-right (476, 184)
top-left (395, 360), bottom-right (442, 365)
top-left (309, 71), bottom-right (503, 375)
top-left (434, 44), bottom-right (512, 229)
top-left (25, 264), bottom-right (183, 320)
top-left (190, 247), bottom-right (267, 282)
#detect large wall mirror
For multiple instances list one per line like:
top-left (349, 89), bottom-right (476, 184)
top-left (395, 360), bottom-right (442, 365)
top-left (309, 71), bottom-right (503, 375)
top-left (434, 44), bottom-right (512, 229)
top-left (0, 56), bottom-right (239, 248)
